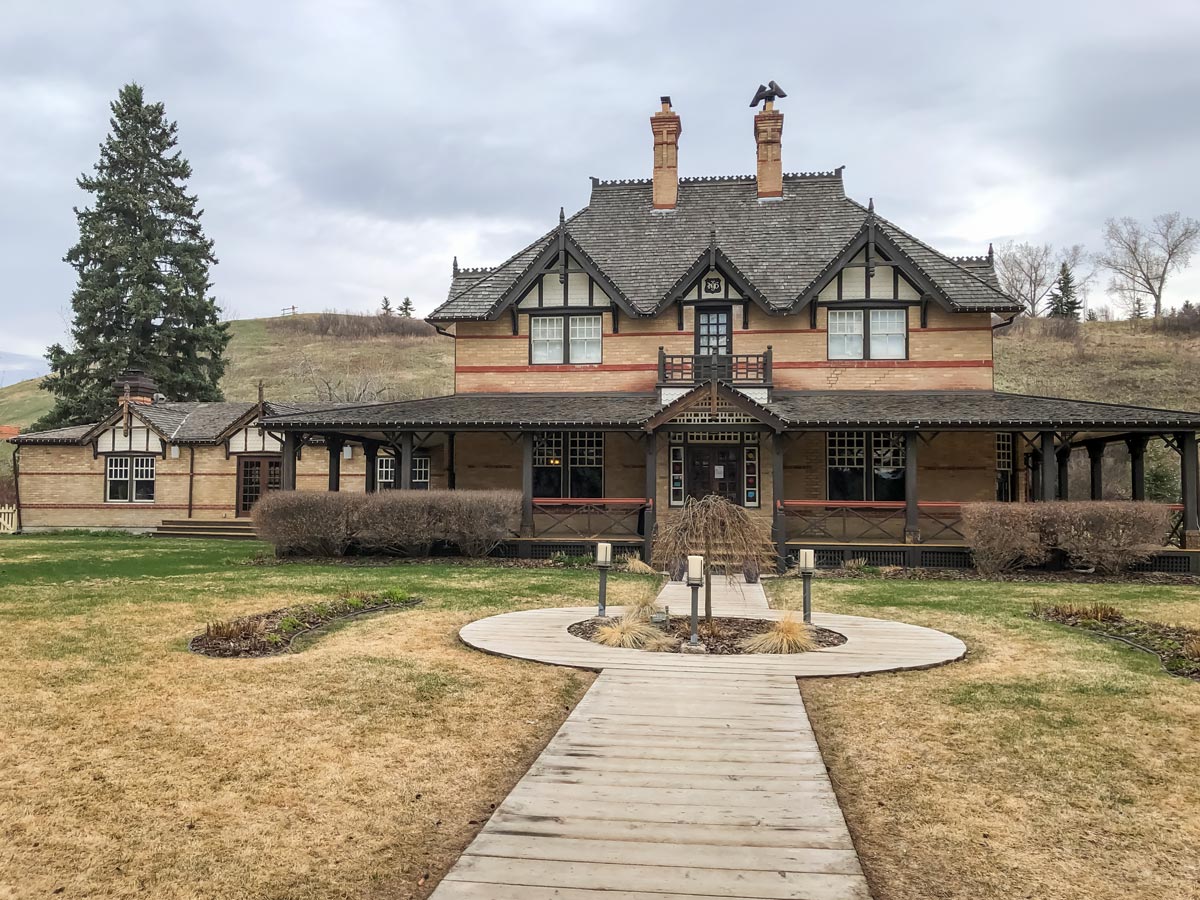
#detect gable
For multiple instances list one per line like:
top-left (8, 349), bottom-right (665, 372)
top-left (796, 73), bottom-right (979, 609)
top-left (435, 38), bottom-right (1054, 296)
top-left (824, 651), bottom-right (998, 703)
top-left (516, 252), bottom-right (615, 310)
top-left (816, 248), bottom-right (922, 302)
top-left (226, 422), bottom-right (283, 454)
top-left (644, 380), bottom-right (786, 432)
top-left (91, 418), bottom-right (165, 455)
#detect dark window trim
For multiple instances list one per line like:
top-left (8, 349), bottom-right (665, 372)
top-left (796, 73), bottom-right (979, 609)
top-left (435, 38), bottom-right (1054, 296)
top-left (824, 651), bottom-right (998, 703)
top-left (693, 304), bottom-right (734, 356)
top-left (825, 306), bottom-right (910, 361)
top-left (104, 452), bottom-right (157, 504)
top-left (824, 431), bottom-right (907, 502)
top-left (532, 430), bottom-right (605, 498)
top-left (526, 310), bottom-right (605, 365)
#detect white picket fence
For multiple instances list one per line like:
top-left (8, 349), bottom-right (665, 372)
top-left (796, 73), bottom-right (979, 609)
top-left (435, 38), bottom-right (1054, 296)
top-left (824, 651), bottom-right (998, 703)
top-left (0, 505), bottom-right (16, 534)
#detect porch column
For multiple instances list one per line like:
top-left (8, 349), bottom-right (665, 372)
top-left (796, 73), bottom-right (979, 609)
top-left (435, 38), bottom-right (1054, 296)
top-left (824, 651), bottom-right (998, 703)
top-left (904, 431), bottom-right (920, 543)
top-left (364, 443), bottom-right (378, 492)
top-left (447, 433), bottom-right (456, 489)
top-left (1087, 442), bottom-right (1104, 500)
top-left (281, 433), bottom-right (297, 491)
top-left (1127, 436), bottom-right (1147, 501)
top-left (1039, 432), bottom-right (1058, 501)
top-left (772, 432), bottom-right (787, 572)
top-left (1179, 431), bottom-right (1199, 545)
top-left (521, 432), bottom-right (534, 538)
top-left (1029, 449), bottom-right (1041, 501)
top-left (1056, 443), bottom-right (1071, 501)
top-left (643, 432), bottom-right (657, 562)
top-left (327, 438), bottom-right (342, 491)
top-left (399, 432), bottom-right (413, 490)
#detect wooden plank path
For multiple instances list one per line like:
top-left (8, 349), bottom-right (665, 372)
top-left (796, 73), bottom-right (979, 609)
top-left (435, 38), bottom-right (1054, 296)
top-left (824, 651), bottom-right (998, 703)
top-left (432, 579), bottom-right (964, 898)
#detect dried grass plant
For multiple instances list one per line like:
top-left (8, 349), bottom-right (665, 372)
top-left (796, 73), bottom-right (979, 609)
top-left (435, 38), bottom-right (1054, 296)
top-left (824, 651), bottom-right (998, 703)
top-left (738, 614), bottom-right (818, 654)
top-left (621, 555), bottom-right (658, 575)
top-left (1033, 601), bottom-right (1124, 623)
top-left (594, 618), bottom-right (667, 649)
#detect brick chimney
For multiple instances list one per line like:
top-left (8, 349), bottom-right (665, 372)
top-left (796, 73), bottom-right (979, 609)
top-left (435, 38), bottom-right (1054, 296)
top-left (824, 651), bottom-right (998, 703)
top-left (753, 99), bottom-right (784, 199)
top-left (113, 369), bottom-right (159, 405)
top-left (650, 96), bottom-right (682, 210)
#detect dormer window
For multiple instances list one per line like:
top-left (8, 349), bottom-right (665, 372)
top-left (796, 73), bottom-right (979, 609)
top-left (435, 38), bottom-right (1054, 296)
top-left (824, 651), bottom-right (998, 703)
top-left (827, 309), bottom-right (907, 360)
top-left (530, 313), bottom-right (602, 364)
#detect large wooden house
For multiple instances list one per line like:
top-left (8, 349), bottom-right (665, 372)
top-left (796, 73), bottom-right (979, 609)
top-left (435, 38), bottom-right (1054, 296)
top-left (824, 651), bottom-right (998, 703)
top-left (11, 93), bottom-right (1200, 568)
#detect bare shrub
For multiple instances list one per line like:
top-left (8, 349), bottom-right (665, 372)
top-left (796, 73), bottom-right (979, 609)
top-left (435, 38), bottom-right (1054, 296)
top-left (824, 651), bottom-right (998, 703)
top-left (961, 504), bottom-right (1050, 575)
top-left (739, 615), bottom-right (817, 654)
top-left (0, 471), bottom-right (16, 506)
top-left (1183, 636), bottom-right (1200, 660)
top-left (1032, 601), bottom-right (1124, 623)
top-left (254, 490), bottom-right (520, 558)
top-left (1047, 501), bottom-right (1171, 574)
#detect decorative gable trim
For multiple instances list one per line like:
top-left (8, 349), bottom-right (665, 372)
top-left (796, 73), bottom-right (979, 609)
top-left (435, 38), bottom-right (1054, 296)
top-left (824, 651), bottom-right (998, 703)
top-left (643, 379), bottom-right (787, 433)
top-left (656, 234), bottom-right (772, 315)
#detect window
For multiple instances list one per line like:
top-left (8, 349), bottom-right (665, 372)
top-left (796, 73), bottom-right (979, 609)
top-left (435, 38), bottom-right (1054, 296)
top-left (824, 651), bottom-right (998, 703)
top-left (743, 445), bottom-right (760, 508)
top-left (827, 308), bottom-right (908, 360)
top-left (827, 432), bottom-right (906, 501)
top-left (376, 454), bottom-right (429, 490)
top-left (412, 454), bottom-right (430, 489)
top-left (531, 317), bottom-right (564, 363)
top-left (670, 446), bottom-right (685, 506)
top-left (533, 432), bottom-right (603, 497)
top-left (869, 309), bottom-right (907, 359)
top-left (828, 310), bottom-right (864, 359)
top-left (996, 433), bottom-right (1014, 502)
top-left (569, 315), bottom-right (602, 363)
top-left (531, 315), bottom-right (603, 364)
top-left (107, 455), bottom-right (155, 502)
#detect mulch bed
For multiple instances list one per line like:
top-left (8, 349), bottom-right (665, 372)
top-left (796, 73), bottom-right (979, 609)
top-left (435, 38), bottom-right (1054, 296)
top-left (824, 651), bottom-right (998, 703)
top-left (812, 567), bottom-right (1200, 586)
top-left (189, 592), bottom-right (424, 658)
top-left (1033, 606), bottom-right (1200, 680)
top-left (568, 616), bottom-right (846, 655)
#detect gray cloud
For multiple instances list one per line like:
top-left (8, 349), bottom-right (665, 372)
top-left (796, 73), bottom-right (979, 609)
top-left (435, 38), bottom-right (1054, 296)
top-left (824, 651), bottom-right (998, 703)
top-left (3, 0), bottom-right (1200, 378)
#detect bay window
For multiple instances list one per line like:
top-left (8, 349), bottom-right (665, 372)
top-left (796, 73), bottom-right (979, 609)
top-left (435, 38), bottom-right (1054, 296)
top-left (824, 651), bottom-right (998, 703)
top-left (530, 314), bottom-right (603, 364)
top-left (107, 455), bottom-right (156, 502)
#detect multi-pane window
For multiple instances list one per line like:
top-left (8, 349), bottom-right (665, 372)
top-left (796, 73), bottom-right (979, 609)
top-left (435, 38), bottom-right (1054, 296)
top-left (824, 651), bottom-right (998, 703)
top-left (530, 317), bottom-right (564, 363)
top-left (412, 455), bottom-right (430, 488)
top-left (569, 315), bottom-right (602, 363)
top-left (106, 455), bottom-right (155, 502)
top-left (530, 314), bottom-right (603, 364)
top-left (827, 432), bottom-right (906, 501)
top-left (669, 446), bottom-right (685, 506)
top-left (827, 308), bottom-right (908, 360)
top-left (827, 310), bottom-right (864, 359)
top-left (376, 454), bottom-right (429, 490)
top-left (869, 309), bottom-right (907, 359)
top-left (533, 432), bottom-right (603, 498)
top-left (743, 445), bottom-right (760, 508)
top-left (996, 433), bottom-right (1014, 502)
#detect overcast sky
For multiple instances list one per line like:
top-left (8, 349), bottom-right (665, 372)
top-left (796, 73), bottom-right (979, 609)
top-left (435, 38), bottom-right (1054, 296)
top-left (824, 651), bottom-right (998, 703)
top-left (3, 0), bottom-right (1200, 383)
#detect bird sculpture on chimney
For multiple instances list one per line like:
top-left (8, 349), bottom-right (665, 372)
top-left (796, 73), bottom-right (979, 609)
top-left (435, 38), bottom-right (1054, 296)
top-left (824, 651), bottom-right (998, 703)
top-left (750, 81), bottom-right (787, 107)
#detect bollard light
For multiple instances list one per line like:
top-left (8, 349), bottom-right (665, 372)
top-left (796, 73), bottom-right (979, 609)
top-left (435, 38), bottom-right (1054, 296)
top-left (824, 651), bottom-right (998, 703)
top-left (686, 554), bottom-right (704, 586)
top-left (685, 554), bottom-right (704, 648)
top-left (798, 548), bottom-right (815, 624)
top-left (797, 548), bottom-right (815, 574)
top-left (596, 542), bottom-right (612, 618)
top-left (596, 541), bottom-right (613, 568)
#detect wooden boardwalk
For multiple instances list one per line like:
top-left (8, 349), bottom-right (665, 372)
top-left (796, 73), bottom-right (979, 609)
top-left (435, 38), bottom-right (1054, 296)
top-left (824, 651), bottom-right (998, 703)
top-left (432, 579), bottom-right (964, 898)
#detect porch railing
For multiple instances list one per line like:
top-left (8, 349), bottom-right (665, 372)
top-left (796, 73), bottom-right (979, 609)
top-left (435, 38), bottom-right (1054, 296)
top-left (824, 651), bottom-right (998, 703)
top-left (777, 500), bottom-right (965, 543)
top-left (1168, 504), bottom-right (1185, 548)
top-left (658, 347), bottom-right (772, 385)
top-left (530, 497), bottom-right (652, 539)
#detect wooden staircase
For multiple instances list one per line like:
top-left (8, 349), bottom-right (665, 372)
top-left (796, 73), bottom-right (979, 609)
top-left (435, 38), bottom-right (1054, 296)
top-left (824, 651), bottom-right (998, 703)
top-left (152, 519), bottom-right (259, 540)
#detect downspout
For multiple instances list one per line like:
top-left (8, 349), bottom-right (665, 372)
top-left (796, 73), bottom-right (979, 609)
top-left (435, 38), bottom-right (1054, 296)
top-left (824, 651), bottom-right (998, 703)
top-left (12, 445), bottom-right (22, 533)
top-left (187, 446), bottom-right (195, 519)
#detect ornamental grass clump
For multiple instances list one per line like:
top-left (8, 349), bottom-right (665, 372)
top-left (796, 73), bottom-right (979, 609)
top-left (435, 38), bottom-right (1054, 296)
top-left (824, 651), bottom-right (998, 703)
top-left (738, 614), bottom-right (818, 654)
top-left (621, 555), bottom-right (658, 575)
top-left (1032, 601), bottom-right (1124, 624)
top-left (594, 617), bottom-right (667, 649)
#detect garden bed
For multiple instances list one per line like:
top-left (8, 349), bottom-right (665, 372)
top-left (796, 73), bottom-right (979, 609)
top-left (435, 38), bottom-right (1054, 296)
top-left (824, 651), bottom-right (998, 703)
top-left (190, 589), bottom-right (424, 657)
top-left (1032, 602), bottom-right (1200, 680)
top-left (812, 566), bottom-right (1200, 585)
top-left (568, 615), bottom-right (846, 654)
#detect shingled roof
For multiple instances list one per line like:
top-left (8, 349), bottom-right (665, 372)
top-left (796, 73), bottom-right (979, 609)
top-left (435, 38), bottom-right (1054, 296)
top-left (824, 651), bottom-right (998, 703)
top-left (431, 173), bottom-right (1019, 321)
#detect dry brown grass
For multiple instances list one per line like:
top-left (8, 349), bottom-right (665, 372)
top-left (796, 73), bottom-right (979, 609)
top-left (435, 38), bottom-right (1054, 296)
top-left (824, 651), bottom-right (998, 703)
top-left (621, 555), bottom-right (658, 576)
top-left (738, 614), bottom-right (817, 654)
top-left (768, 578), bottom-right (1200, 900)
top-left (593, 617), bottom-right (664, 649)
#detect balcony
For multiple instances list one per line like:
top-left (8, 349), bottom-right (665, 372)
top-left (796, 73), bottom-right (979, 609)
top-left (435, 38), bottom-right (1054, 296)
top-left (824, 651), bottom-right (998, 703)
top-left (657, 347), bottom-right (773, 386)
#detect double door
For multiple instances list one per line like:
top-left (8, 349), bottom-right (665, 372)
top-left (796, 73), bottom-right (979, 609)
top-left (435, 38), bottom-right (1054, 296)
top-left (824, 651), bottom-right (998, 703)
top-left (237, 456), bottom-right (282, 516)
top-left (685, 444), bottom-right (740, 504)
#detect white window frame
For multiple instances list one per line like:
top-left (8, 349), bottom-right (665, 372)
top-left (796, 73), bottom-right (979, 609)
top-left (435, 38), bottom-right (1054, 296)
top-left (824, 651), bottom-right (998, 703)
top-left (827, 309), bottom-right (864, 360)
top-left (412, 455), bottom-right (430, 485)
top-left (568, 314), bottom-right (602, 363)
top-left (376, 456), bottom-right (396, 489)
top-left (530, 316), bottom-right (565, 364)
top-left (869, 309), bottom-right (907, 359)
top-left (106, 455), bottom-right (156, 503)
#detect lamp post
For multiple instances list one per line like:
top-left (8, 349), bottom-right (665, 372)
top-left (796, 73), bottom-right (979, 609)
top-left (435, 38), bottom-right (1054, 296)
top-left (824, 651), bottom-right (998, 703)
top-left (596, 541), bottom-right (612, 618)
top-left (685, 554), bottom-right (704, 650)
top-left (797, 548), bottom-right (815, 624)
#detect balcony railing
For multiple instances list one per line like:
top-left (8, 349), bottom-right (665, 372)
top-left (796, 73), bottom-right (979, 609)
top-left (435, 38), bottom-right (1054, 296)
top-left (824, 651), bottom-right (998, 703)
top-left (658, 347), bottom-right (772, 385)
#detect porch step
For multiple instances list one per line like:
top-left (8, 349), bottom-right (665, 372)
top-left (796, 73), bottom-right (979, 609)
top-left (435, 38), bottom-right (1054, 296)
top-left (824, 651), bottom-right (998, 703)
top-left (152, 519), bottom-right (259, 541)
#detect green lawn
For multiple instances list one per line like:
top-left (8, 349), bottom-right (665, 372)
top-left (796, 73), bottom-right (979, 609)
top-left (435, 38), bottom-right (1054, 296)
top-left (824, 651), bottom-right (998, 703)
top-left (0, 534), bottom-right (658, 900)
top-left (768, 575), bottom-right (1200, 900)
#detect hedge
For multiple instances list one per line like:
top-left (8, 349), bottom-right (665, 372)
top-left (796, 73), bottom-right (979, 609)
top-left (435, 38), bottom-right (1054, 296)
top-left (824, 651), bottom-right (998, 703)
top-left (961, 501), bottom-right (1173, 575)
top-left (253, 490), bottom-right (522, 557)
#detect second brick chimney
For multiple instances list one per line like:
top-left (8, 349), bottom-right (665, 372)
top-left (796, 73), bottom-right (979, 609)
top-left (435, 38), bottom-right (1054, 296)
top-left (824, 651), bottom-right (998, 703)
top-left (753, 99), bottom-right (784, 199)
top-left (650, 96), bottom-right (682, 210)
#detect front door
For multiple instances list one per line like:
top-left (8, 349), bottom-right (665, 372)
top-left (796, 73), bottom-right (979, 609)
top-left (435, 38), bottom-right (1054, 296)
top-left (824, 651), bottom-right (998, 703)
top-left (686, 445), bottom-right (740, 504)
top-left (237, 456), bottom-right (282, 516)
top-left (695, 306), bottom-right (733, 380)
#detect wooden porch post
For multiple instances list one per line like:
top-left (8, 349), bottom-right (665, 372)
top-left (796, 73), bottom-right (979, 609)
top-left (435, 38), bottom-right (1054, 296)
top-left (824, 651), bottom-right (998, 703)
top-left (904, 431), bottom-right (920, 543)
top-left (772, 432), bottom-right (787, 572)
top-left (1056, 443), bottom-right (1071, 500)
top-left (643, 432), bottom-right (657, 562)
top-left (446, 432), bottom-right (456, 489)
top-left (281, 433), bottom-right (297, 491)
top-left (521, 432), bottom-right (534, 540)
top-left (1178, 431), bottom-right (1199, 544)
top-left (1039, 432), bottom-right (1057, 502)
top-left (399, 433), bottom-right (413, 490)
top-left (327, 438), bottom-right (342, 491)
top-left (1087, 442), bottom-right (1104, 500)
top-left (364, 443), bottom-right (377, 492)
top-left (1127, 436), bottom-right (1147, 501)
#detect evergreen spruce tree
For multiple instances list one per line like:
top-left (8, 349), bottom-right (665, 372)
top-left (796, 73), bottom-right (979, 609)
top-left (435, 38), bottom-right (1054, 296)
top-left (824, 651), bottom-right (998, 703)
top-left (35, 83), bottom-right (227, 429)
top-left (1086, 308), bottom-right (1099, 322)
top-left (398, 296), bottom-right (415, 317)
top-left (380, 296), bottom-right (393, 316)
top-left (1047, 263), bottom-right (1083, 320)
top-left (1130, 294), bottom-right (1148, 320)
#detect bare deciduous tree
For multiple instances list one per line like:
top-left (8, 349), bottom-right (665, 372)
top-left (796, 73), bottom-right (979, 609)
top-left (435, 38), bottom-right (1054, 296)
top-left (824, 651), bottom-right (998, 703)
top-left (1096, 213), bottom-right (1200, 318)
top-left (994, 242), bottom-right (1056, 316)
top-left (287, 352), bottom-right (396, 403)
